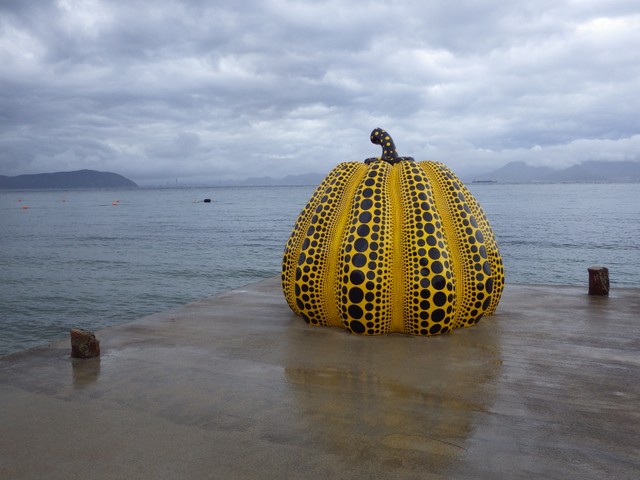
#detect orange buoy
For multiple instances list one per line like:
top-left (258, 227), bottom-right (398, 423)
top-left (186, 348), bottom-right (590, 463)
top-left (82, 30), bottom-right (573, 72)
top-left (21, 205), bottom-right (29, 209)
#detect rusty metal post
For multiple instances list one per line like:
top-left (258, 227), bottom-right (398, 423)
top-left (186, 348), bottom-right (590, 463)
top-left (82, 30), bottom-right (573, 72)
top-left (70, 328), bottom-right (101, 358)
top-left (588, 266), bottom-right (609, 296)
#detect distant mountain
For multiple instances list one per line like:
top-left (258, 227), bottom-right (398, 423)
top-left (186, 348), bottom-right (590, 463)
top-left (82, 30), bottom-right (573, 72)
top-left (472, 161), bottom-right (554, 183)
top-left (578, 160), bottom-right (640, 182)
top-left (549, 164), bottom-right (601, 183)
top-left (0, 170), bottom-right (138, 189)
top-left (472, 160), bottom-right (640, 183)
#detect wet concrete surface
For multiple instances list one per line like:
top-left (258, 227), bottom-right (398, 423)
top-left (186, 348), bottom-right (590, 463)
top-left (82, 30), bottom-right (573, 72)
top-left (0, 278), bottom-right (638, 479)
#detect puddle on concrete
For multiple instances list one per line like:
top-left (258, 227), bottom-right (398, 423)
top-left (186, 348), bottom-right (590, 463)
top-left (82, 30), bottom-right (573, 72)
top-left (71, 357), bottom-right (101, 388)
top-left (382, 433), bottom-right (466, 456)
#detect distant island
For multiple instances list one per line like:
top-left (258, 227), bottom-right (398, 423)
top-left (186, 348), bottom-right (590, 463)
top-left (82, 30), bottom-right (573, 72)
top-left (0, 170), bottom-right (138, 189)
top-left (471, 160), bottom-right (640, 183)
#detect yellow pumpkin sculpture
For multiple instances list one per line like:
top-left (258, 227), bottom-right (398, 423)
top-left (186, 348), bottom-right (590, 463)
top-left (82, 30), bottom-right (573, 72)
top-left (282, 128), bottom-right (504, 335)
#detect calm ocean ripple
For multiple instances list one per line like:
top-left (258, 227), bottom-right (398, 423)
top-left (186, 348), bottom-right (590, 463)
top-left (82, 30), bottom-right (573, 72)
top-left (1, 182), bottom-right (639, 356)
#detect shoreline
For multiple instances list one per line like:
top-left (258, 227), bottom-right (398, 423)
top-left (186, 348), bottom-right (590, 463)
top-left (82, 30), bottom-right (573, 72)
top-left (2, 278), bottom-right (639, 360)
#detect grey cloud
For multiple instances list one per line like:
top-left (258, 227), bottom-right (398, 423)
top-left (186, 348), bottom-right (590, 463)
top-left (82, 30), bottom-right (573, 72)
top-left (1, 0), bottom-right (639, 185)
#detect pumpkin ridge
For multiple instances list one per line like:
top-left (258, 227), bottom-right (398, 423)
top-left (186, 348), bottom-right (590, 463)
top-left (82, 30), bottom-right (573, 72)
top-left (388, 164), bottom-right (406, 333)
top-left (324, 163), bottom-right (368, 327)
top-left (452, 180), bottom-right (505, 315)
top-left (421, 161), bottom-right (492, 328)
top-left (306, 162), bottom-right (364, 326)
top-left (411, 162), bottom-right (457, 334)
top-left (336, 160), bottom-right (393, 334)
top-left (419, 161), bottom-right (468, 328)
top-left (284, 162), bottom-right (363, 324)
top-left (281, 164), bottom-right (347, 314)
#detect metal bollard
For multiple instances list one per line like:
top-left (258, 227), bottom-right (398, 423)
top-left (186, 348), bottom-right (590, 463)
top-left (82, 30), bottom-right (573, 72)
top-left (70, 328), bottom-right (101, 358)
top-left (588, 266), bottom-right (609, 296)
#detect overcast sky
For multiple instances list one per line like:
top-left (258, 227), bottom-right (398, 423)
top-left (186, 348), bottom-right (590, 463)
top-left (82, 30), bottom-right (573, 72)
top-left (1, 0), bottom-right (639, 185)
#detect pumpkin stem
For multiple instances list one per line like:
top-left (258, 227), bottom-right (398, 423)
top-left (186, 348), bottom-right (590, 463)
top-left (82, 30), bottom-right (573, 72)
top-left (365, 128), bottom-right (414, 165)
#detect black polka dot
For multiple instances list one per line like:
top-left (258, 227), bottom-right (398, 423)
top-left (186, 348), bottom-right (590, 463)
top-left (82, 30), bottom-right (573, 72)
top-left (350, 270), bottom-right (365, 285)
top-left (349, 287), bottom-right (364, 303)
top-left (348, 305), bottom-right (364, 319)
top-left (352, 254), bottom-right (367, 267)
top-left (350, 320), bottom-right (365, 333)
top-left (361, 199), bottom-right (373, 210)
top-left (429, 324), bottom-right (442, 334)
top-left (359, 211), bottom-right (372, 223)
top-left (354, 238), bottom-right (368, 252)
top-left (433, 291), bottom-right (447, 307)
top-left (431, 309), bottom-right (445, 322)
top-left (357, 225), bottom-right (370, 237)
top-left (432, 275), bottom-right (445, 290)
top-left (483, 261), bottom-right (491, 275)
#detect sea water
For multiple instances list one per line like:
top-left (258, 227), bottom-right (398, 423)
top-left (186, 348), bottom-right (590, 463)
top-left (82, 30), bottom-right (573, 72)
top-left (1, 183), bottom-right (639, 356)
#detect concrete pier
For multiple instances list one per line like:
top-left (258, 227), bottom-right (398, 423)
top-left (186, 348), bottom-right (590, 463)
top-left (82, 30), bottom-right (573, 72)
top-left (1, 278), bottom-right (639, 479)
